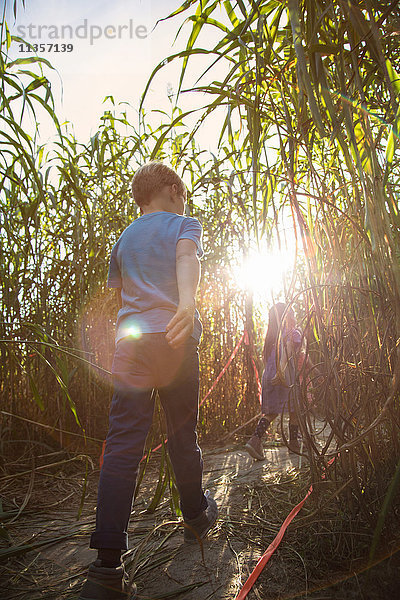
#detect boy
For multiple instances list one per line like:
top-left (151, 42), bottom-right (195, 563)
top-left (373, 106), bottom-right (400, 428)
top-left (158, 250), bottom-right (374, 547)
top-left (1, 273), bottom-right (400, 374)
top-left (79, 162), bottom-right (218, 600)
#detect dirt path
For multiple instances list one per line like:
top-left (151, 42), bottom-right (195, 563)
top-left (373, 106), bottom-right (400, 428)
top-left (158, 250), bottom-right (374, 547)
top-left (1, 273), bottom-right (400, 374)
top-left (4, 423), bottom-right (399, 600)
top-left (1, 440), bottom-right (308, 600)
top-left (132, 444), bottom-right (305, 600)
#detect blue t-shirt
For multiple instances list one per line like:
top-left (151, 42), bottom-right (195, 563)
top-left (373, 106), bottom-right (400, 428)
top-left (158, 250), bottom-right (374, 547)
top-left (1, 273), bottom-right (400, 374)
top-left (107, 211), bottom-right (204, 343)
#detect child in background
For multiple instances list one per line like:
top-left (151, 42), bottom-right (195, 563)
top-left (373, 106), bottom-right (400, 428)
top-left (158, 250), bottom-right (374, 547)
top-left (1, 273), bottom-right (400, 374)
top-left (79, 162), bottom-right (218, 600)
top-left (245, 302), bottom-right (302, 460)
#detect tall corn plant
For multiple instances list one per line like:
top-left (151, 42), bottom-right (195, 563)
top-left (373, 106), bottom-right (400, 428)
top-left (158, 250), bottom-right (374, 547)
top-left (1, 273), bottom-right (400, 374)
top-left (147, 0), bottom-right (400, 528)
top-left (0, 2), bottom-right (261, 446)
top-left (0, 6), bottom-right (65, 422)
top-left (0, 4), bottom-right (144, 435)
top-left (0, 31), bottom-right (254, 440)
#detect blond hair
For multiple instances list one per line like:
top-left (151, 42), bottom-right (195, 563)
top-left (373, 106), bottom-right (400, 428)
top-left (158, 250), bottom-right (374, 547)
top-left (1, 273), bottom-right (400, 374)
top-left (131, 161), bottom-right (186, 207)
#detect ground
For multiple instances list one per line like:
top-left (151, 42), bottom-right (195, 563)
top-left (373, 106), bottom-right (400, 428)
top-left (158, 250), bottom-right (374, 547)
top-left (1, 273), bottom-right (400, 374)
top-left (1, 429), bottom-right (399, 600)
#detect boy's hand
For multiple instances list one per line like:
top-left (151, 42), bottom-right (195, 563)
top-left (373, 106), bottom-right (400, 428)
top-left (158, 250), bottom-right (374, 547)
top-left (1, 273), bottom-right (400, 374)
top-left (166, 302), bottom-right (195, 348)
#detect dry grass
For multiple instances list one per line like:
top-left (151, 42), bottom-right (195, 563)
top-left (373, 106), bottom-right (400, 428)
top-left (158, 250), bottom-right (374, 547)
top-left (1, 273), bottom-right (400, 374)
top-left (1, 431), bottom-right (399, 600)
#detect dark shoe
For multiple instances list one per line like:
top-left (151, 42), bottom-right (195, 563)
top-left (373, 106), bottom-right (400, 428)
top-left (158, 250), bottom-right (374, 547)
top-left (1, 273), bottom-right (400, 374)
top-left (245, 435), bottom-right (264, 460)
top-left (79, 560), bottom-right (137, 600)
top-left (184, 491), bottom-right (218, 544)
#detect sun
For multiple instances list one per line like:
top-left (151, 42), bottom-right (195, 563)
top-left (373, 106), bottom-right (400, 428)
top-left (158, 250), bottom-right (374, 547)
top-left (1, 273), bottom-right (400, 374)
top-left (232, 238), bottom-right (298, 301)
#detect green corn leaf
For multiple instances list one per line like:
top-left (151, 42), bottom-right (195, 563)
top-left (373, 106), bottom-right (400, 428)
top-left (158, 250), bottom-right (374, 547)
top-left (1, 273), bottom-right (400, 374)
top-left (384, 59), bottom-right (400, 182)
top-left (28, 372), bottom-right (44, 411)
top-left (146, 445), bottom-right (167, 514)
top-left (33, 346), bottom-right (83, 430)
top-left (7, 55), bottom-right (55, 71)
top-left (288, 0), bottom-right (325, 136)
top-left (140, 48), bottom-right (224, 112)
top-left (177, 0), bottom-right (221, 96)
top-left (386, 59), bottom-right (400, 95)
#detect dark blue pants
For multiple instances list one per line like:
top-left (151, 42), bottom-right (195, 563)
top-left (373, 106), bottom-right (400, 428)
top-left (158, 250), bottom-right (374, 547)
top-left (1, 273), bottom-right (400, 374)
top-left (90, 334), bottom-right (208, 550)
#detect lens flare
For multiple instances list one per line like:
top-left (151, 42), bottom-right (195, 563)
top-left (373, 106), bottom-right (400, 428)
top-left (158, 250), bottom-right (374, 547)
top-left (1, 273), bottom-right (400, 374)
top-left (123, 323), bottom-right (142, 339)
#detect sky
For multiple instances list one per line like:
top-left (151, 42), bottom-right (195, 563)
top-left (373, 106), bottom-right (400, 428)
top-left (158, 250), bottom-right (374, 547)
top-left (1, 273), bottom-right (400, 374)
top-left (5, 0), bottom-right (224, 144)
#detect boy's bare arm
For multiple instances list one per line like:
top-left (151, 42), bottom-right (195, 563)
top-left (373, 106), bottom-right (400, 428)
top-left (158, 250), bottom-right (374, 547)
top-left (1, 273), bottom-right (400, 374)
top-left (166, 239), bottom-right (200, 348)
